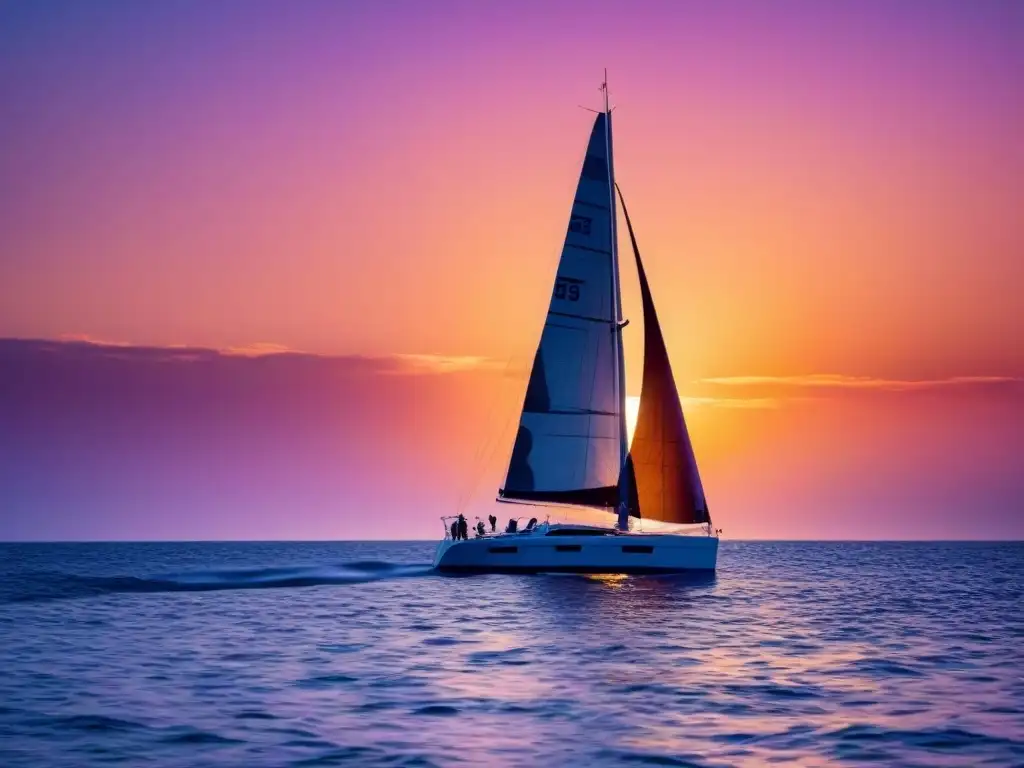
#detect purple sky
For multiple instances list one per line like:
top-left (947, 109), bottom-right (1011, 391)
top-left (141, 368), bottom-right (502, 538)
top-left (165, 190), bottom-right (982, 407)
top-left (1, 1), bottom-right (1021, 540)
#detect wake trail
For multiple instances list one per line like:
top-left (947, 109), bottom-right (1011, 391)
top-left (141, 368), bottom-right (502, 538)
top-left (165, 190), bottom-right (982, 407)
top-left (4, 561), bottom-right (436, 603)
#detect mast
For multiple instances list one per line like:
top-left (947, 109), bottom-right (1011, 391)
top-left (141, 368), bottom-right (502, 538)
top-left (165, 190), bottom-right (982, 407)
top-left (602, 72), bottom-right (631, 532)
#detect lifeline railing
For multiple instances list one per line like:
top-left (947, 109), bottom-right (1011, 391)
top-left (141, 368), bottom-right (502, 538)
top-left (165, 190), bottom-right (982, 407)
top-left (438, 516), bottom-right (717, 540)
top-left (439, 515), bottom-right (541, 540)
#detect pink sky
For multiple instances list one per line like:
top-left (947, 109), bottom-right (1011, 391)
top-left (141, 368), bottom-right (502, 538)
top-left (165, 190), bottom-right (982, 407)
top-left (0, 1), bottom-right (1021, 540)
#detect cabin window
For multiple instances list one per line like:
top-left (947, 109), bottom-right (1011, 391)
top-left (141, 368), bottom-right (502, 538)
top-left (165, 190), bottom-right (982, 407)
top-left (621, 545), bottom-right (654, 554)
top-left (488, 546), bottom-right (518, 554)
top-left (546, 528), bottom-right (612, 536)
top-left (555, 545), bottom-right (582, 552)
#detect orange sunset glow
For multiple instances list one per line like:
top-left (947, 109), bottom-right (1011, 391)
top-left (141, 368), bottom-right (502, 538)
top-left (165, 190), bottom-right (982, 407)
top-left (0, 1), bottom-right (1021, 541)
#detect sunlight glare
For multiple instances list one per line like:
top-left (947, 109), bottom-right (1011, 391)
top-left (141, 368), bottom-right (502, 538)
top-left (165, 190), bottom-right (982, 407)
top-left (626, 395), bottom-right (640, 445)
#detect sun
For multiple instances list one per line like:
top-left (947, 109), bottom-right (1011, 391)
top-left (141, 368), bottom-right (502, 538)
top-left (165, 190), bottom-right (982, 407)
top-left (626, 395), bottom-right (640, 446)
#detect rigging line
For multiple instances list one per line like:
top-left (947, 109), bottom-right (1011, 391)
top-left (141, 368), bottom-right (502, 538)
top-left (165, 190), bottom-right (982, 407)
top-left (455, 353), bottom-right (512, 514)
top-left (455, 349), bottom-right (525, 515)
top-left (458, 411), bottom-right (499, 513)
top-left (460, 400), bottom-right (518, 516)
top-left (486, 349), bottom-right (531, 484)
top-left (457, 363), bottom-right (513, 514)
top-left (465, 414), bottom-right (519, 517)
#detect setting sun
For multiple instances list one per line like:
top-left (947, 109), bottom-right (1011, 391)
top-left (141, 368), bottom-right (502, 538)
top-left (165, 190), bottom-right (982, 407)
top-left (626, 395), bottom-right (640, 446)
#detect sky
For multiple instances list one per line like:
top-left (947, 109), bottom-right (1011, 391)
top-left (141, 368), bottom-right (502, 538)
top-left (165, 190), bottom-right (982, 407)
top-left (1, 0), bottom-right (1021, 540)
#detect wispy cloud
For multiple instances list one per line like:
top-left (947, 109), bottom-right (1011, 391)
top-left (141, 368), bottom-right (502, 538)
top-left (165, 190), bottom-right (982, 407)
top-left (221, 342), bottom-right (298, 357)
top-left (8, 337), bottom-right (498, 376)
top-left (60, 335), bottom-right (301, 359)
top-left (388, 354), bottom-right (499, 375)
top-left (698, 374), bottom-right (1021, 391)
top-left (58, 333), bottom-right (133, 347)
top-left (680, 396), bottom-right (782, 410)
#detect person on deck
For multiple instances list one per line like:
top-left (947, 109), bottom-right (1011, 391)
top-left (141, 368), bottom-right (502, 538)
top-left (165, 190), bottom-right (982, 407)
top-left (488, 514), bottom-right (497, 533)
top-left (476, 521), bottom-right (485, 537)
top-left (457, 514), bottom-right (468, 541)
top-left (450, 521), bottom-right (458, 540)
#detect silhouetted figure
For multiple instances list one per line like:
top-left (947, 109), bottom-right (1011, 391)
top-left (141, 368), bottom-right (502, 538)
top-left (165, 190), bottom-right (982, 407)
top-left (488, 514), bottom-right (497, 533)
top-left (525, 517), bottom-right (537, 531)
top-left (505, 518), bottom-right (518, 534)
top-left (457, 514), bottom-right (468, 541)
top-left (450, 521), bottom-right (458, 540)
top-left (476, 521), bottom-right (485, 537)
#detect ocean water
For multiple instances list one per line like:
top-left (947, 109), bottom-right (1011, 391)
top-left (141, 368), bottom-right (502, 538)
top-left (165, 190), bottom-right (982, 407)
top-left (1, 542), bottom-right (1021, 767)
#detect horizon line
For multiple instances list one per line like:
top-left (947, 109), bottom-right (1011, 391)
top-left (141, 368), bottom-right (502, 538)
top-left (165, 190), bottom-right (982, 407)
top-left (3, 538), bottom-right (1021, 545)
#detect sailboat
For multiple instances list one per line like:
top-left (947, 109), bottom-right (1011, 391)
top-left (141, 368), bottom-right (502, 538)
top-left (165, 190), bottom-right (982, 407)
top-left (434, 82), bottom-right (718, 574)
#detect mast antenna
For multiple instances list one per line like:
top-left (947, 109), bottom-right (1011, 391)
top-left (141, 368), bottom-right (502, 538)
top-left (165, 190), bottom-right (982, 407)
top-left (580, 70), bottom-right (613, 114)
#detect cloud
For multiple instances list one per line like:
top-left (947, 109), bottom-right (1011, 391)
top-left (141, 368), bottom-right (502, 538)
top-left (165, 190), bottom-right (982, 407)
top-left (59, 335), bottom-right (303, 360)
top-left (2, 337), bottom-right (498, 377)
top-left (698, 374), bottom-right (1021, 392)
top-left (388, 354), bottom-right (501, 375)
top-left (30, 338), bottom-right (222, 364)
top-left (58, 333), bottom-right (133, 347)
top-left (680, 396), bottom-right (782, 410)
top-left (221, 342), bottom-right (298, 357)
top-left (31, 339), bottom-right (1019, 393)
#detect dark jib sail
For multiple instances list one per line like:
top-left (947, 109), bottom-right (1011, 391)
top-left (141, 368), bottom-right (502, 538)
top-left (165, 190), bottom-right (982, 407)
top-left (617, 185), bottom-right (711, 525)
top-left (499, 113), bottom-right (623, 508)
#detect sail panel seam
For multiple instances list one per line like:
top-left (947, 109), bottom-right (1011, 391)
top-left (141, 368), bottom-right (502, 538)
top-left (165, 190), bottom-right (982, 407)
top-left (523, 407), bottom-right (617, 415)
top-left (573, 199), bottom-right (610, 211)
top-left (547, 311), bottom-right (614, 325)
top-left (564, 244), bottom-right (613, 257)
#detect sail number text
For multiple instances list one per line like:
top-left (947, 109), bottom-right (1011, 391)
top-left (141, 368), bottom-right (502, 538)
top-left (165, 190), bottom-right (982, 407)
top-left (568, 215), bottom-right (592, 236)
top-left (554, 280), bottom-right (580, 302)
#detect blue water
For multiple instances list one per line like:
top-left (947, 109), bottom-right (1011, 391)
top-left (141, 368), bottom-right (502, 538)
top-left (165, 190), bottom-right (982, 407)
top-left (1, 542), bottom-right (1021, 767)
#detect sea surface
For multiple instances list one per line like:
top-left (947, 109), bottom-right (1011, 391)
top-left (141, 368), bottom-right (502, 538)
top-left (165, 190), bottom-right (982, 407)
top-left (1, 541), bottom-right (1021, 767)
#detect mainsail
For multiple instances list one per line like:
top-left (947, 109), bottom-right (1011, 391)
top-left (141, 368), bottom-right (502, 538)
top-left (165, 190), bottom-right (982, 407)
top-left (499, 112), bottom-right (624, 508)
top-left (618, 185), bottom-right (711, 525)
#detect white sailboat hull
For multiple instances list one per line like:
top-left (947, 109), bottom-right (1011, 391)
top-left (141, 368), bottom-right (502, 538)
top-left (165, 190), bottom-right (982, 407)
top-left (433, 531), bottom-right (717, 574)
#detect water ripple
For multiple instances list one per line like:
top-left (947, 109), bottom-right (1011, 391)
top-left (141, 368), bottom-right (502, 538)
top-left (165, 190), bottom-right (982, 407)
top-left (1, 540), bottom-right (1022, 767)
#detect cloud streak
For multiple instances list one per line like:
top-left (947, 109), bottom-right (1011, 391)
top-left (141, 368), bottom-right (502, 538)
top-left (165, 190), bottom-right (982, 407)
top-left (681, 396), bottom-right (782, 410)
top-left (58, 333), bottom-right (133, 347)
top-left (388, 354), bottom-right (503, 375)
top-left (4, 337), bottom-right (500, 376)
top-left (18, 340), bottom-right (1022, 394)
top-left (221, 342), bottom-right (297, 357)
top-left (698, 374), bottom-right (1021, 392)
